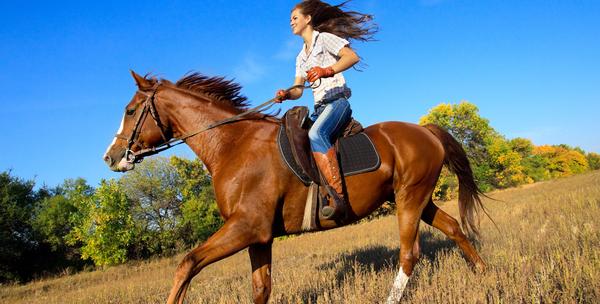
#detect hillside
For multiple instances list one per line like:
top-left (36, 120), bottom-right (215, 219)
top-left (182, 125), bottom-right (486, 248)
top-left (1, 171), bottom-right (599, 303)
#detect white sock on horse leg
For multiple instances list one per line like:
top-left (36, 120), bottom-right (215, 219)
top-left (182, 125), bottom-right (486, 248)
top-left (385, 267), bottom-right (410, 304)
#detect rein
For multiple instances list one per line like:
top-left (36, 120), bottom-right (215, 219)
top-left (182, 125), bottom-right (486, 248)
top-left (116, 81), bottom-right (318, 163)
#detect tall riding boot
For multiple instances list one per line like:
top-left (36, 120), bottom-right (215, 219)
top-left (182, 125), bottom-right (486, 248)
top-left (312, 147), bottom-right (347, 220)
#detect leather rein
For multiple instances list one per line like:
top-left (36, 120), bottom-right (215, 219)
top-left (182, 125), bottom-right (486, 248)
top-left (114, 81), bottom-right (318, 164)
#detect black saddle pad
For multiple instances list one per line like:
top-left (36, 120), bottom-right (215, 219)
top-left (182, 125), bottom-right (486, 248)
top-left (277, 126), bottom-right (381, 185)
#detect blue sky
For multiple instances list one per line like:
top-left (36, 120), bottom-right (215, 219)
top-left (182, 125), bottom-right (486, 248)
top-left (1, 0), bottom-right (599, 188)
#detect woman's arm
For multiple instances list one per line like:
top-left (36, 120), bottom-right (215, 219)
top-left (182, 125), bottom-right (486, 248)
top-left (287, 76), bottom-right (305, 100)
top-left (306, 46), bottom-right (359, 82)
top-left (331, 46), bottom-right (359, 73)
top-left (275, 76), bottom-right (304, 102)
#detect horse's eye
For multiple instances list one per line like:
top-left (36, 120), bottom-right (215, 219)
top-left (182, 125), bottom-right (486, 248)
top-left (126, 108), bottom-right (135, 115)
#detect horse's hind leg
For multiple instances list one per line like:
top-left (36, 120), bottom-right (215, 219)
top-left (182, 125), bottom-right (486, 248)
top-left (386, 186), bottom-right (431, 303)
top-left (421, 199), bottom-right (486, 271)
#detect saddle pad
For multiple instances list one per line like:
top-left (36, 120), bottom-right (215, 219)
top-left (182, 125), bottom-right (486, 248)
top-left (277, 126), bottom-right (381, 185)
top-left (338, 132), bottom-right (381, 176)
top-left (277, 126), bottom-right (312, 185)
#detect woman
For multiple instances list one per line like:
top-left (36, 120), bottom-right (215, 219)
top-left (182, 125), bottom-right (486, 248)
top-left (275, 0), bottom-right (377, 220)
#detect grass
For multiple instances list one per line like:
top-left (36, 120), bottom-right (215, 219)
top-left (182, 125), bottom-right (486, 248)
top-left (1, 171), bottom-right (599, 303)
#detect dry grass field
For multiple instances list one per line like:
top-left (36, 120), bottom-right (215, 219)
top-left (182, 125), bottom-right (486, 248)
top-left (2, 171), bottom-right (599, 303)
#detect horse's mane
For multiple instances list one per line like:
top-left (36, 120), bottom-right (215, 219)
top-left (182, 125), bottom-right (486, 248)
top-left (145, 72), bottom-right (278, 119)
top-left (145, 72), bottom-right (249, 111)
top-left (171, 73), bottom-right (250, 111)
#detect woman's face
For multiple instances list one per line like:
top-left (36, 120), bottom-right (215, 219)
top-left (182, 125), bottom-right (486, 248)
top-left (290, 8), bottom-right (311, 35)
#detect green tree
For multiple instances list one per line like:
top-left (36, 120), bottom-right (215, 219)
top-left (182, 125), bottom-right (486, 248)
top-left (420, 101), bottom-right (497, 192)
top-left (420, 102), bottom-right (495, 165)
top-left (119, 157), bottom-right (184, 257)
top-left (431, 168), bottom-right (459, 201)
top-left (420, 101), bottom-right (594, 199)
top-left (533, 145), bottom-right (589, 178)
top-left (179, 191), bottom-right (222, 246)
top-left (509, 138), bottom-right (534, 158)
top-left (521, 154), bottom-right (549, 182)
top-left (68, 179), bottom-right (133, 267)
top-left (33, 178), bottom-right (93, 252)
top-left (486, 135), bottom-right (532, 188)
top-left (0, 171), bottom-right (39, 282)
top-left (171, 156), bottom-right (222, 247)
top-left (508, 138), bottom-right (549, 182)
top-left (586, 152), bottom-right (600, 170)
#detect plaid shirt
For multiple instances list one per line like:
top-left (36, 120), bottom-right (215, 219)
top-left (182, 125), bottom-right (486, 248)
top-left (296, 30), bottom-right (352, 104)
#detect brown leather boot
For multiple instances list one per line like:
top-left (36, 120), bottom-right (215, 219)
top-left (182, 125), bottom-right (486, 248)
top-left (312, 147), bottom-right (347, 220)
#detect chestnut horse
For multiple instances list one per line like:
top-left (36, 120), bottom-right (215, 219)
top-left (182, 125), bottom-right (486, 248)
top-left (103, 71), bottom-right (487, 304)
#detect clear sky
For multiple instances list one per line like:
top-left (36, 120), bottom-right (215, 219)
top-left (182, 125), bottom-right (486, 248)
top-left (1, 0), bottom-right (599, 188)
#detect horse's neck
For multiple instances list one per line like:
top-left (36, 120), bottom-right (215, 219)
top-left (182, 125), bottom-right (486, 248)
top-left (164, 94), bottom-right (266, 176)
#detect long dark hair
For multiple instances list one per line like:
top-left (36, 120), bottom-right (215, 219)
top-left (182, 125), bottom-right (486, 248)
top-left (294, 0), bottom-right (378, 42)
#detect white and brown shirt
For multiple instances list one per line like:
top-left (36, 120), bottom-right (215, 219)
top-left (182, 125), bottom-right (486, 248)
top-left (295, 30), bottom-right (352, 105)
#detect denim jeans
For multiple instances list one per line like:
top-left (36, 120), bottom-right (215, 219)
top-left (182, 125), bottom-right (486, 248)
top-left (308, 97), bottom-right (352, 153)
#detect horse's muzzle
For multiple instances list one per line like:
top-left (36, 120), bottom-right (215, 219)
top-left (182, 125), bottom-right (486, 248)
top-left (103, 154), bottom-right (114, 167)
top-left (116, 158), bottom-right (135, 172)
top-left (103, 153), bottom-right (134, 172)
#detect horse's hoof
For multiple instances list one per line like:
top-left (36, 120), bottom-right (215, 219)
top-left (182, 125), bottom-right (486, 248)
top-left (475, 262), bottom-right (487, 273)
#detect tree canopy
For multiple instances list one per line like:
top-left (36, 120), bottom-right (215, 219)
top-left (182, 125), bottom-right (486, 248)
top-left (419, 101), bottom-right (595, 200)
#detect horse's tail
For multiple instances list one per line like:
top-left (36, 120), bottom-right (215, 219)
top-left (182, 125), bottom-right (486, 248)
top-left (423, 123), bottom-right (491, 237)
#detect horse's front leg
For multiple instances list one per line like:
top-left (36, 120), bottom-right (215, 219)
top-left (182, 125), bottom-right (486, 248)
top-left (166, 213), bottom-right (271, 304)
top-left (248, 242), bottom-right (273, 304)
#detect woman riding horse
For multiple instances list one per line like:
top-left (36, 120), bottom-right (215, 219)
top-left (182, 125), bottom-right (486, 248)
top-left (274, 0), bottom-right (377, 221)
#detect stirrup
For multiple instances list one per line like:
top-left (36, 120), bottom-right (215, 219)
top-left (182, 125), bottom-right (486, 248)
top-left (321, 204), bottom-right (335, 219)
top-left (319, 186), bottom-right (346, 220)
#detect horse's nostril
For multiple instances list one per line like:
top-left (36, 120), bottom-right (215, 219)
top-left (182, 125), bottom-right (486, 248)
top-left (103, 154), bottom-right (113, 165)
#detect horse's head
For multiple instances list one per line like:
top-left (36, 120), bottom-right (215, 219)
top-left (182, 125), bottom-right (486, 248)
top-left (103, 71), bottom-right (173, 172)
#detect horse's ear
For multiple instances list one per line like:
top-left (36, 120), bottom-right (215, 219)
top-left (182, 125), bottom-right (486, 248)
top-left (130, 70), bottom-right (152, 90)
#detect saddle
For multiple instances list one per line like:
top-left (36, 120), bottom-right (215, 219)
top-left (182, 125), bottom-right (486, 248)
top-left (277, 106), bottom-right (381, 230)
top-left (278, 106), bottom-right (380, 186)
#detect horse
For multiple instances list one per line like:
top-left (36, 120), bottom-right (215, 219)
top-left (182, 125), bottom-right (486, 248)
top-left (103, 71), bottom-right (488, 304)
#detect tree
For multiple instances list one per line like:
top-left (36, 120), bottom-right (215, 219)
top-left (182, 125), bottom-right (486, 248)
top-left (171, 156), bottom-right (222, 247)
top-left (586, 152), bottom-right (600, 170)
top-left (520, 154), bottom-right (550, 182)
top-left (0, 171), bottom-right (39, 282)
top-left (29, 178), bottom-right (95, 274)
top-left (431, 168), bottom-right (459, 201)
top-left (509, 138), bottom-right (534, 158)
top-left (486, 135), bottom-right (532, 188)
top-left (420, 102), bottom-right (495, 165)
top-left (420, 101), bottom-right (497, 191)
top-left (114, 156), bottom-right (221, 258)
top-left (68, 179), bottom-right (133, 267)
top-left (533, 145), bottom-right (589, 178)
top-left (179, 190), bottom-right (222, 246)
top-left (508, 138), bottom-right (548, 182)
top-left (119, 157), bottom-right (184, 257)
top-left (33, 178), bottom-right (93, 253)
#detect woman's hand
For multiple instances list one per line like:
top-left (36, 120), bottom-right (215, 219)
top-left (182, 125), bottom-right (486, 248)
top-left (306, 66), bottom-right (335, 83)
top-left (274, 89), bottom-right (289, 103)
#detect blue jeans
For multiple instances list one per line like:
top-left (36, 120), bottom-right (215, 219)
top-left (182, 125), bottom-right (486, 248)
top-left (308, 98), bottom-right (352, 153)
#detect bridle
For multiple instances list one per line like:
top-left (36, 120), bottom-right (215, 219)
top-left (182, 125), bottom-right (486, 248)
top-left (113, 80), bottom-right (319, 164)
top-left (114, 83), bottom-right (169, 164)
